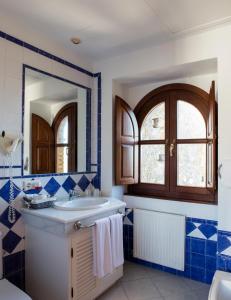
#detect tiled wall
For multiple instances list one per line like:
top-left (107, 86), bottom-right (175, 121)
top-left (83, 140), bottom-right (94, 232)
top-left (217, 230), bottom-right (231, 272)
top-left (123, 208), bottom-right (218, 284)
top-left (0, 30), bottom-right (102, 291)
top-left (0, 173), bottom-right (98, 289)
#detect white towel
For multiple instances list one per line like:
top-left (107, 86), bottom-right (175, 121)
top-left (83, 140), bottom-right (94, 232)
top-left (93, 217), bottom-right (113, 278)
top-left (109, 214), bottom-right (124, 268)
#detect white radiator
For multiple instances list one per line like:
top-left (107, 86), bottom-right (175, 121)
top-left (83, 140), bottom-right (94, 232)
top-left (133, 209), bottom-right (185, 271)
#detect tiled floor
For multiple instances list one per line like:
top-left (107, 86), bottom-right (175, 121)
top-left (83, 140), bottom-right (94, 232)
top-left (97, 262), bottom-right (210, 300)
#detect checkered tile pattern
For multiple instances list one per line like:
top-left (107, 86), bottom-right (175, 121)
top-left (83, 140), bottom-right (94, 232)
top-left (123, 208), bottom-right (219, 284)
top-left (218, 230), bottom-right (231, 256)
top-left (0, 173), bottom-right (97, 256)
top-left (186, 218), bottom-right (218, 241)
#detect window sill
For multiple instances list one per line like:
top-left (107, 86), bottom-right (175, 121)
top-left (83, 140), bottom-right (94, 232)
top-left (125, 190), bottom-right (217, 205)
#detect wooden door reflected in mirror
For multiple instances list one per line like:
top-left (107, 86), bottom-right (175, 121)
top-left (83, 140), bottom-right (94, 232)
top-left (32, 103), bottom-right (77, 174)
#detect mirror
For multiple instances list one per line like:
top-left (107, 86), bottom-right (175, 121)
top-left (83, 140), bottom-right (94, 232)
top-left (23, 67), bottom-right (90, 175)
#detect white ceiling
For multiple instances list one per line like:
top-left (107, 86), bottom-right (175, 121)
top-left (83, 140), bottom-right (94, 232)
top-left (1, 0), bottom-right (231, 60)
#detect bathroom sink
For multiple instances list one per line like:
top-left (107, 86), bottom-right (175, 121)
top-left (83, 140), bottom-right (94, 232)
top-left (209, 271), bottom-right (231, 300)
top-left (53, 197), bottom-right (109, 211)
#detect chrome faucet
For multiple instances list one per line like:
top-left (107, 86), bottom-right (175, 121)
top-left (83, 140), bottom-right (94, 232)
top-left (69, 188), bottom-right (81, 200)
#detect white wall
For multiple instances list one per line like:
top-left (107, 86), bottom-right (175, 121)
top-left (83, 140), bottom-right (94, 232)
top-left (0, 8), bottom-right (92, 71)
top-left (0, 36), bottom-right (94, 178)
top-left (123, 73), bottom-right (217, 110)
top-left (94, 24), bottom-right (231, 230)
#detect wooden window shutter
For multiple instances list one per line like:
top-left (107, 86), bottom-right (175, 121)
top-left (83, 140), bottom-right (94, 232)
top-left (206, 81), bottom-right (217, 191)
top-left (115, 96), bottom-right (138, 185)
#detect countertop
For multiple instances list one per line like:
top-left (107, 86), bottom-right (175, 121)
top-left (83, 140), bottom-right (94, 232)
top-left (21, 198), bottom-right (126, 224)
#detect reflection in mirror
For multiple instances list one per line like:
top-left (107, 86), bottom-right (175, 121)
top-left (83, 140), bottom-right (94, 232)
top-left (23, 67), bottom-right (89, 175)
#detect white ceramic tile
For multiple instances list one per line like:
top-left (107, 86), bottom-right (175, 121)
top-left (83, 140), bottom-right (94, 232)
top-left (23, 48), bottom-right (41, 67)
top-left (4, 77), bottom-right (22, 119)
top-left (188, 228), bottom-right (206, 239)
top-left (13, 196), bottom-right (24, 212)
top-left (0, 198), bottom-right (8, 214)
top-left (5, 41), bottom-right (23, 62)
top-left (0, 223), bottom-right (9, 239)
top-left (53, 175), bottom-right (67, 186)
top-left (5, 58), bottom-right (22, 79)
top-left (11, 217), bottom-right (25, 238)
top-left (221, 247), bottom-right (231, 256)
top-left (36, 55), bottom-right (53, 73)
top-left (0, 38), bottom-right (6, 56)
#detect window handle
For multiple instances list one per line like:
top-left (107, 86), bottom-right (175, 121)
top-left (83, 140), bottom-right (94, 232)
top-left (170, 139), bottom-right (175, 157)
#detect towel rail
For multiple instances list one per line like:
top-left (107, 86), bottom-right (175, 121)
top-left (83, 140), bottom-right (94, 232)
top-left (73, 210), bottom-right (124, 231)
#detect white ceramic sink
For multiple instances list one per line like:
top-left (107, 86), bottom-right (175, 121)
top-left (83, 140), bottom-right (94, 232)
top-left (53, 197), bottom-right (109, 211)
top-left (209, 271), bottom-right (231, 300)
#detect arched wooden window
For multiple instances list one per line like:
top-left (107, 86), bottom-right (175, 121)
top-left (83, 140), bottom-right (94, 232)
top-left (52, 102), bottom-right (77, 173)
top-left (115, 82), bottom-right (217, 204)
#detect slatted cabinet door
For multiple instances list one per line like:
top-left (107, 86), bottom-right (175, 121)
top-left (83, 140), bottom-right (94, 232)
top-left (71, 228), bottom-right (96, 300)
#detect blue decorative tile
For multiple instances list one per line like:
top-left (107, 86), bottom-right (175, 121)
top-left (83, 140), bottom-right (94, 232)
top-left (0, 181), bottom-right (21, 202)
top-left (191, 253), bottom-right (205, 268)
top-left (218, 234), bottom-right (231, 253)
top-left (3, 251), bottom-right (25, 275)
top-left (206, 256), bottom-right (217, 271)
top-left (126, 209), bottom-right (134, 224)
top-left (5, 269), bottom-right (25, 290)
top-left (205, 270), bottom-right (215, 284)
top-left (0, 28), bottom-right (102, 289)
top-left (62, 176), bottom-right (76, 193)
top-left (217, 255), bottom-right (227, 271)
top-left (186, 237), bottom-right (191, 252)
top-left (191, 238), bottom-right (205, 254)
top-left (206, 240), bottom-right (217, 257)
top-left (191, 266), bottom-right (205, 282)
top-left (227, 258), bottom-right (231, 272)
top-left (91, 174), bottom-right (100, 189)
top-left (123, 212), bottom-right (218, 284)
top-left (0, 207), bottom-right (21, 229)
top-left (43, 177), bottom-right (61, 196)
top-left (199, 224), bottom-right (217, 239)
top-left (186, 222), bottom-right (196, 235)
top-left (78, 175), bottom-right (90, 191)
top-left (3, 231), bottom-right (21, 254)
top-left (186, 252), bottom-right (191, 265)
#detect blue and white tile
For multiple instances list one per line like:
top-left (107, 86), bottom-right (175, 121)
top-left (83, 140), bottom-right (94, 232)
top-left (187, 219), bottom-right (217, 241)
top-left (123, 208), bottom-right (133, 226)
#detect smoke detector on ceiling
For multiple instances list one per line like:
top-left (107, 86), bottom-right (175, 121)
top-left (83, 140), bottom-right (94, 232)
top-left (71, 37), bottom-right (81, 45)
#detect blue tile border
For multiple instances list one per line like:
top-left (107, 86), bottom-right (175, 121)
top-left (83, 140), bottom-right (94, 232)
top-left (0, 31), bottom-right (94, 77)
top-left (0, 30), bottom-right (101, 189)
top-left (21, 64), bottom-right (92, 178)
top-left (3, 250), bottom-right (25, 290)
top-left (123, 209), bottom-right (218, 284)
top-left (0, 30), bottom-right (103, 291)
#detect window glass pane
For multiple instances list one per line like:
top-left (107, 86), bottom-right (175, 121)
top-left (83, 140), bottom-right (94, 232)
top-left (177, 101), bottom-right (206, 139)
top-left (140, 144), bottom-right (165, 184)
top-left (141, 102), bottom-right (165, 140)
top-left (177, 144), bottom-right (206, 187)
top-left (56, 146), bottom-right (68, 173)
top-left (57, 116), bottom-right (68, 143)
